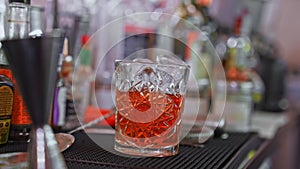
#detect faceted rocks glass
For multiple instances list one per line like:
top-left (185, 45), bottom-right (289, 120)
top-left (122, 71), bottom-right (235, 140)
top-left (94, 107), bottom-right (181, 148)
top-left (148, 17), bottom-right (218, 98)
top-left (114, 53), bottom-right (190, 157)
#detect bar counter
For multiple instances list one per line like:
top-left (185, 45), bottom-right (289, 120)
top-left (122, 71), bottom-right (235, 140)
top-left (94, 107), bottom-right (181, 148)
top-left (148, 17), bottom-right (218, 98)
top-left (0, 111), bottom-right (296, 169)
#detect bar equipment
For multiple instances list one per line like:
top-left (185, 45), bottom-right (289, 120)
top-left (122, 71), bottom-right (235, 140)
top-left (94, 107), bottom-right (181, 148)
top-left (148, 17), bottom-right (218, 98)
top-left (6, 0), bottom-right (32, 142)
top-left (1, 34), bottom-right (66, 168)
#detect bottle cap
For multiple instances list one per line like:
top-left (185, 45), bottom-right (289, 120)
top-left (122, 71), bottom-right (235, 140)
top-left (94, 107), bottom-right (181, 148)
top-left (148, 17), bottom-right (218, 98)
top-left (81, 35), bottom-right (90, 46)
top-left (62, 38), bottom-right (69, 56)
top-left (9, 0), bottom-right (30, 4)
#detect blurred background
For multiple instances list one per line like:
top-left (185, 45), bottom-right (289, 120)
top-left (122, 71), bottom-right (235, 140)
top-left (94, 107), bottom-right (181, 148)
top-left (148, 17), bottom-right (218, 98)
top-left (23, 0), bottom-right (300, 168)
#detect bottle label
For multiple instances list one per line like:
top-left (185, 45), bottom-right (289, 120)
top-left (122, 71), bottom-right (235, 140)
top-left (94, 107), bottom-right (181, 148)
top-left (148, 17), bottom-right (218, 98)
top-left (0, 117), bottom-right (11, 144)
top-left (0, 85), bottom-right (13, 116)
top-left (53, 86), bottom-right (67, 126)
top-left (63, 98), bottom-right (80, 130)
top-left (0, 68), bottom-right (31, 125)
top-left (0, 77), bottom-right (13, 144)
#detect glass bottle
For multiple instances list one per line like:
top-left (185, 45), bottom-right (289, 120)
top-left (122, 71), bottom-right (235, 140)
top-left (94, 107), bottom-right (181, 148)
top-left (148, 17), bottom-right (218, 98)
top-left (224, 9), bottom-right (252, 82)
top-left (7, 0), bottom-right (30, 39)
top-left (72, 34), bottom-right (93, 125)
top-left (29, 5), bottom-right (44, 37)
top-left (222, 9), bottom-right (255, 132)
top-left (6, 0), bottom-right (31, 142)
top-left (60, 37), bottom-right (79, 131)
top-left (51, 38), bottom-right (68, 130)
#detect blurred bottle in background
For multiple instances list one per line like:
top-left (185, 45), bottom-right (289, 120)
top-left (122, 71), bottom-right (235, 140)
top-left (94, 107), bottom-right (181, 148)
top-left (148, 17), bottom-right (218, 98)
top-left (170, 0), bottom-right (220, 143)
top-left (51, 38), bottom-right (68, 130)
top-left (60, 37), bottom-right (79, 131)
top-left (29, 5), bottom-right (45, 37)
top-left (91, 0), bottom-right (124, 109)
top-left (220, 8), bottom-right (264, 132)
top-left (73, 35), bottom-right (93, 124)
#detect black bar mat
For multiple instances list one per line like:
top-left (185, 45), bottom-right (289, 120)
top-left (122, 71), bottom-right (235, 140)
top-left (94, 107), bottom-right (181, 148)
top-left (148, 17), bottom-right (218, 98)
top-left (0, 131), bottom-right (262, 169)
top-left (63, 131), bottom-right (259, 169)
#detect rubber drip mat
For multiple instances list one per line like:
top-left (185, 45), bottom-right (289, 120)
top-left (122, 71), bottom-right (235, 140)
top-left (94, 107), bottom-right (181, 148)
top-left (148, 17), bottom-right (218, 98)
top-left (62, 132), bottom-right (256, 169)
top-left (0, 131), bottom-right (261, 169)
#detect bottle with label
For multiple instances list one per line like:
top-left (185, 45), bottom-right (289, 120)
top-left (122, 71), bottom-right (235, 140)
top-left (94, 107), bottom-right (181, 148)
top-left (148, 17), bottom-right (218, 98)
top-left (60, 37), bottom-right (80, 131)
top-left (222, 9), bottom-right (255, 132)
top-left (0, 75), bottom-right (14, 145)
top-left (72, 35), bottom-right (93, 123)
top-left (224, 9), bottom-right (252, 82)
top-left (51, 38), bottom-right (68, 130)
top-left (6, 0), bottom-right (31, 142)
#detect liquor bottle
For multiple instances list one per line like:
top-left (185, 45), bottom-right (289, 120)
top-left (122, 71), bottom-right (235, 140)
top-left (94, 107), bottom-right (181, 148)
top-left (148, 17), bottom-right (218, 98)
top-left (51, 38), bottom-right (68, 130)
top-left (72, 35), bottom-right (93, 123)
top-left (222, 9), bottom-right (255, 132)
top-left (6, 0), bottom-right (31, 142)
top-left (224, 9), bottom-right (252, 82)
top-left (60, 37), bottom-right (80, 131)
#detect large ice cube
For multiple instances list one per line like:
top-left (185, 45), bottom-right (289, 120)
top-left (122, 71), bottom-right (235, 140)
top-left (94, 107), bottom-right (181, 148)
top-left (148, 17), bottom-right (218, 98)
top-left (132, 58), bottom-right (153, 64)
top-left (133, 66), bottom-right (159, 92)
top-left (157, 68), bottom-right (176, 94)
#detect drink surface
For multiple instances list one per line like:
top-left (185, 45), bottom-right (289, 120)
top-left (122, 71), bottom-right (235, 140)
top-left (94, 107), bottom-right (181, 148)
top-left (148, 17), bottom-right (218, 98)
top-left (115, 86), bottom-right (183, 148)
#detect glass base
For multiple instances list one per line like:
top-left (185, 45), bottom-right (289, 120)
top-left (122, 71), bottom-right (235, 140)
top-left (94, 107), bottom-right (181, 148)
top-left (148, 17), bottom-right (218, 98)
top-left (114, 142), bottom-right (179, 157)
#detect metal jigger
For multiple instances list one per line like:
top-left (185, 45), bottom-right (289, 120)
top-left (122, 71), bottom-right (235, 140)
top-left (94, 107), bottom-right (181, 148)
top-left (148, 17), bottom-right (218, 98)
top-left (1, 35), bottom-right (67, 169)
